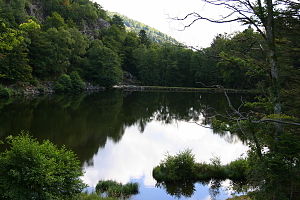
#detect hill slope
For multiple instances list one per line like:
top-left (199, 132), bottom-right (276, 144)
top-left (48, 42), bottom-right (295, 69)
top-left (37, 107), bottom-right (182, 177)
top-left (108, 12), bottom-right (180, 45)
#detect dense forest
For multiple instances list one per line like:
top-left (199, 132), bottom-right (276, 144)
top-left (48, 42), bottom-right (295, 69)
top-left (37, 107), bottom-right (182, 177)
top-left (2, 0), bottom-right (298, 91)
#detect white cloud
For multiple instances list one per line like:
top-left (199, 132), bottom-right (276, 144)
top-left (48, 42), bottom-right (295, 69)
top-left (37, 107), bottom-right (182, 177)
top-left (203, 195), bottom-right (212, 200)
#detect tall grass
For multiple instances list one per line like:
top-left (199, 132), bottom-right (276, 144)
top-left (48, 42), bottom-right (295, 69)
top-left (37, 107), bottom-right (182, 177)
top-left (95, 180), bottom-right (138, 198)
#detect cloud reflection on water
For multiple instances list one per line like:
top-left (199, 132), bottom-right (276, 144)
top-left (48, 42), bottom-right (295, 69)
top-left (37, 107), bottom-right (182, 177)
top-left (82, 120), bottom-right (248, 188)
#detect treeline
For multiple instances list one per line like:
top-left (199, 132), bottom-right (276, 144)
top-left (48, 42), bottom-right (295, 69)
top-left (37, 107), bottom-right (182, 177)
top-left (0, 0), bottom-right (299, 93)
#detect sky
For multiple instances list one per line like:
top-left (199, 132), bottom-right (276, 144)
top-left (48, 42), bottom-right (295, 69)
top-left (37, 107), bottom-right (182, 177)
top-left (94, 0), bottom-right (246, 48)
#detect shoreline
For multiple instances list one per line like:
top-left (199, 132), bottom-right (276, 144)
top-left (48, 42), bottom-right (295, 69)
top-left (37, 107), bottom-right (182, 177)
top-left (1, 83), bottom-right (259, 98)
top-left (113, 85), bottom-right (259, 94)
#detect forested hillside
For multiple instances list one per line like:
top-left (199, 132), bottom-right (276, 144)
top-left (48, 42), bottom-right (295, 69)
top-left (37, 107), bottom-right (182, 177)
top-left (108, 12), bottom-right (180, 44)
top-left (0, 0), bottom-right (299, 95)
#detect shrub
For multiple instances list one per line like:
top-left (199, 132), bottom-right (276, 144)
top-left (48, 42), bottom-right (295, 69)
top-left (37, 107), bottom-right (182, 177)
top-left (70, 71), bottom-right (85, 92)
top-left (0, 133), bottom-right (86, 200)
top-left (153, 149), bottom-right (197, 182)
top-left (107, 184), bottom-right (123, 198)
top-left (122, 182), bottom-right (139, 196)
top-left (153, 150), bottom-right (246, 185)
top-left (54, 74), bottom-right (72, 93)
top-left (96, 180), bottom-right (138, 198)
top-left (226, 158), bottom-right (248, 181)
top-left (96, 180), bottom-right (120, 193)
top-left (54, 72), bottom-right (86, 93)
top-left (29, 78), bottom-right (39, 86)
top-left (194, 162), bottom-right (227, 181)
top-left (0, 85), bottom-right (13, 98)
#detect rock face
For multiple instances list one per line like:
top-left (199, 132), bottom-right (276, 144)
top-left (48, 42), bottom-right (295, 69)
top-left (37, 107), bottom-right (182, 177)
top-left (21, 82), bottom-right (105, 96)
top-left (85, 83), bottom-right (105, 91)
top-left (22, 82), bottom-right (54, 96)
top-left (26, 1), bottom-right (46, 22)
top-left (25, 1), bottom-right (110, 38)
top-left (81, 18), bottom-right (110, 38)
top-left (122, 71), bottom-right (140, 85)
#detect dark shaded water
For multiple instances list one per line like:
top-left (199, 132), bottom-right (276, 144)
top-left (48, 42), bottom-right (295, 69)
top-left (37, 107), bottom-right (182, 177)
top-left (0, 91), bottom-right (248, 200)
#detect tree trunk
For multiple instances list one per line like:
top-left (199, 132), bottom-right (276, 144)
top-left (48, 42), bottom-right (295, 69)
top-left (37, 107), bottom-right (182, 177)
top-left (265, 0), bottom-right (281, 115)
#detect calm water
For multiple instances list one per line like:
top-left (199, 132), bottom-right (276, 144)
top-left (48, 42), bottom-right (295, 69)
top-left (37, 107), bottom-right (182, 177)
top-left (0, 91), bottom-right (248, 200)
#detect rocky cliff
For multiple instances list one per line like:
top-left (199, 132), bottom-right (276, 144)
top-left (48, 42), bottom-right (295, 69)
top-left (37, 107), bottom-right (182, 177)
top-left (25, 0), bottom-right (110, 38)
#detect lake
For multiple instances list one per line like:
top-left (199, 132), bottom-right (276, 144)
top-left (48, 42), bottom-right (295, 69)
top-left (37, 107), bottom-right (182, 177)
top-left (0, 90), bottom-right (248, 200)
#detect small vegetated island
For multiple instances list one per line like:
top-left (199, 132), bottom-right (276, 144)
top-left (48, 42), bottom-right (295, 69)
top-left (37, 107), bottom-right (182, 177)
top-left (0, 0), bottom-right (299, 200)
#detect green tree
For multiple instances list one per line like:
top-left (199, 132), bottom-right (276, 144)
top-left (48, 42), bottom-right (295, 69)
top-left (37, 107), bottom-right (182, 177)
top-left (43, 12), bottom-right (67, 30)
top-left (133, 45), bottom-right (160, 85)
top-left (54, 73), bottom-right (72, 92)
top-left (111, 15), bottom-right (125, 30)
top-left (0, 0), bottom-right (27, 25)
top-left (0, 20), bottom-right (24, 51)
top-left (29, 27), bottom-right (74, 79)
top-left (101, 24), bottom-right (126, 54)
top-left (70, 71), bottom-right (85, 92)
top-left (68, 28), bottom-right (89, 73)
top-left (85, 40), bottom-right (122, 87)
top-left (121, 32), bottom-right (140, 75)
top-left (0, 20), bottom-right (32, 83)
top-left (0, 134), bottom-right (85, 200)
top-left (19, 19), bottom-right (41, 33)
top-left (138, 29), bottom-right (150, 47)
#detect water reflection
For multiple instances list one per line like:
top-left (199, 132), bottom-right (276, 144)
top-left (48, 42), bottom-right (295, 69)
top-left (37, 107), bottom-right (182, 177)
top-left (81, 120), bottom-right (247, 188)
top-left (0, 91), bottom-right (249, 199)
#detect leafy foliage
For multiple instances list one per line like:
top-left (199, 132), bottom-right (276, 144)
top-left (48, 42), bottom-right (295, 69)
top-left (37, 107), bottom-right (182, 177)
top-left (85, 40), bottom-right (122, 87)
top-left (0, 84), bottom-right (14, 98)
top-left (0, 134), bottom-right (85, 200)
top-left (95, 180), bottom-right (138, 198)
top-left (153, 149), bottom-right (197, 182)
top-left (153, 150), bottom-right (248, 184)
top-left (54, 72), bottom-right (85, 93)
top-left (153, 150), bottom-right (250, 198)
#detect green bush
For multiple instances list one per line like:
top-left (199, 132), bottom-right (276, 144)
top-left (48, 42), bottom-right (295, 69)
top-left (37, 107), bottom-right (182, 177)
top-left (70, 71), bottom-right (85, 92)
top-left (0, 85), bottom-right (13, 98)
top-left (96, 180), bottom-right (120, 193)
top-left (226, 158), bottom-right (248, 181)
top-left (153, 149), bottom-right (197, 182)
top-left (194, 162), bottom-right (227, 181)
top-left (0, 133), bottom-right (86, 200)
top-left (107, 184), bottom-right (123, 198)
top-left (153, 150), bottom-right (248, 186)
top-left (122, 182), bottom-right (139, 196)
top-left (29, 78), bottom-right (39, 86)
top-left (54, 74), bottom-right (72, 93)
top-left (54, 72), bottom-right (86, 93)
top-left (95, 180), bottom-right (138, 198)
